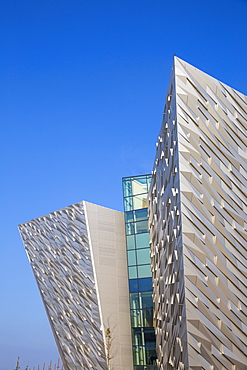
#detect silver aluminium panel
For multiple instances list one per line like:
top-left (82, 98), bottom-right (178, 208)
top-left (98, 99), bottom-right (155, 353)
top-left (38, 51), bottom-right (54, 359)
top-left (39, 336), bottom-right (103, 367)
top-left (149, 57), bottom-right (247, 370)
top-left (19, 202), bottom-right (107, 370)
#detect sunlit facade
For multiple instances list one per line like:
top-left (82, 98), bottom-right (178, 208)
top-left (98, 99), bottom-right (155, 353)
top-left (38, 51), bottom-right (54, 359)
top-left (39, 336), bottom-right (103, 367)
top-left (19, 201), bottom-right (133, 370)
top-left (19, 57), bottom-right (247, 370)
top-left (149, 57), bottom-right (247, 369)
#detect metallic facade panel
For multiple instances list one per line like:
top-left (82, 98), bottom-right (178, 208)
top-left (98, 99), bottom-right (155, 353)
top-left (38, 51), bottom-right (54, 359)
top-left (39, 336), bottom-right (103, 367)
top-left (19, 201), bottom-right (107, 369)
top-left (149, 67), bottom-right (188, 370)
top-left (149, 57), bottom-right (247, 370)
top-left (19, 201), bottom-right (133, 370)
top-left (85, 201), bottom-right (134, 370)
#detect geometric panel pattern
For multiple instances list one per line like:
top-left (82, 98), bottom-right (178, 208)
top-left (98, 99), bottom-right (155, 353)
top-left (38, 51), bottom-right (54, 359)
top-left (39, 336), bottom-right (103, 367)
top-left (149, 57), bottom-right (247, 370)
top-left (18, 201), bottom-right (107, 370)
top-left (149, 69), bottom-right (188, 370)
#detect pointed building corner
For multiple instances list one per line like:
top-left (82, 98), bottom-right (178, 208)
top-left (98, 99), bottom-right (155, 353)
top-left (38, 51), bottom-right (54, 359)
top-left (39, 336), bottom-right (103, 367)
top-left (149, 57), bottom-right (247, 369)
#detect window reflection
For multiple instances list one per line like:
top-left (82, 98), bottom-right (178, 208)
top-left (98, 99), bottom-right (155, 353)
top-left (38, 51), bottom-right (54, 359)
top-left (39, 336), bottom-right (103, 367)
top-left (137, 249), bottom-right (150, 265)
top-left (128, 250), bottom-right (137, 266)
top-left (127, 235), bottom-right (135, 250)
top-left (132, 328), bottom-right (157, 365)
top-left (123, 175), bottom-right (157, 369)
top-left (135, 233), bottom-right (150, 249)
top-left (131, 309), bottom-right (153, 327)
top-left (138, 264), bottom-right (152, 278)
top-left (135, 220), bottom-right (148, 234)
top-left (128, 266), bottom-right (138, 279)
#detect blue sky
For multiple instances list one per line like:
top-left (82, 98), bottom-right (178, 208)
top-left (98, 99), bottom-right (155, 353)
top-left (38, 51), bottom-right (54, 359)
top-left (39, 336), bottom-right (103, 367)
top-left (1, 0), bottom-right (247, 368)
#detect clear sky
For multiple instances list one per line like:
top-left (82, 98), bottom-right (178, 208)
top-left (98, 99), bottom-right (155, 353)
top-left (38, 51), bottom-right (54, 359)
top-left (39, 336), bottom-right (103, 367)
top-left (1, 0), bottom-right (247, 369)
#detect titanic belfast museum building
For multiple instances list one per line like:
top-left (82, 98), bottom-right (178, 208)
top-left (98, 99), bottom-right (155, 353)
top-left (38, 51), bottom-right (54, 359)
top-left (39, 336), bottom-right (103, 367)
top-left (19, 58), bottom-right (247, 370)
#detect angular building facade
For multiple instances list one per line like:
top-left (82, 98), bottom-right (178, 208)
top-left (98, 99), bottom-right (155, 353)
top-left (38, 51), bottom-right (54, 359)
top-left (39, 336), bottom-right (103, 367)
top-left (19, 201), bottom-right (133, 370)
top-left (19, 58), bottom-right (247, 370)
top-left (149, 57), bottom-right (247, 370)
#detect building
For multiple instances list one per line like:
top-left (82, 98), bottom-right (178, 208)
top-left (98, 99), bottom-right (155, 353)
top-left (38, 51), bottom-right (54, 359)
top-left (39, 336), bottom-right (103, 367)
top-left (18, 201), bottom-right (133, 370)
top-left (19, 57), bottom-right (247, 370)
top-left (149, 57), bottom-right (247, 370)
top-left (122, 175), bottom-right (157, 370)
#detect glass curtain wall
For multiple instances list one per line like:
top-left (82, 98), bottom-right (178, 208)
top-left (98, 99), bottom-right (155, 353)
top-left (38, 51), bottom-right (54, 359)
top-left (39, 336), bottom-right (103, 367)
top-left (122, 175), bottom-right (157, 370)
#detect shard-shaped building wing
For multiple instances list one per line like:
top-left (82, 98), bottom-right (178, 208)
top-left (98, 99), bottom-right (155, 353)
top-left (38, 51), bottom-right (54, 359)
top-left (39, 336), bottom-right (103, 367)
top-left (19, 201), bottom-right (133, 370)
top-left (149, 57), bottom-right (247, 369)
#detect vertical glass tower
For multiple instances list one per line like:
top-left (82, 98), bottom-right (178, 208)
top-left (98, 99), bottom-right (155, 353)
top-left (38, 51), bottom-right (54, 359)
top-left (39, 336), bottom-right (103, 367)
top-left (122, 175), bottom-right (157, 370)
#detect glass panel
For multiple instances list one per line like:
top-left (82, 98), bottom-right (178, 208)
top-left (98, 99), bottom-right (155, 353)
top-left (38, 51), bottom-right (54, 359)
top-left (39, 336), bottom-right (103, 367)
top-left (138, 264), bottom-right (152, 278)
top-left (128, 250), bottom-right (137, 266)
top-left (132, 178), bottom-right (148, 195)
top-left (140, 292), bottom-right (153, 309)
top-left (142, 309), bottom-right (153, 327)
top-left (131, 310), bottom-right (142, 327)
top-left (135, 220), bottom-right (148, 234)
top-left (134, 208), bottom-right (148, 221)
top-left (124, 197), bottom-right (133, 211)
top-left (126, 222), bottom-right (135, 235)
top-left (133, 194), bottom-right (148, 210)
top-left (132, 328), bottom-right (142, 346)
top-left (128, 266), bottom-right (138, 279)
top-left (125, 210), bottom-right (134, 223)
top-left (138, 278), bottom-right (152, 292)
top-left (130, 292), bottom-right (153, 310)
top-left (129, 279), bottom-right (139, 293)
top-left (126, 235), bottom-right (135, 250)
top-left (130, 293), bottom-right (140, 310)
top-left (137, 249), bottom-right (150, 265)
top-left (144, 328), bottom-right (156, 347)
top-left (135, 233), bottom-right (150, 249)
top-left (145, 348), bottom-right (157, 366)
top-left (146, 176), bottom-right (152, 190)
top-left (123, 179), bottom-right (132, 197)
top-left (133, 345), bottom-right (145, 366)
top-left (131, 309), bottom-right (153, 327)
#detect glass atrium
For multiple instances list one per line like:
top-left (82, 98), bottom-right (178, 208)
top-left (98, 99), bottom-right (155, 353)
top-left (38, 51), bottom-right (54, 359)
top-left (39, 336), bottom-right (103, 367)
top-left (123, 175), bottom-right (157, 370)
